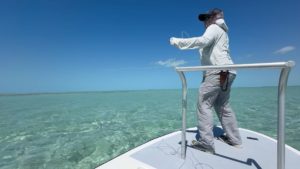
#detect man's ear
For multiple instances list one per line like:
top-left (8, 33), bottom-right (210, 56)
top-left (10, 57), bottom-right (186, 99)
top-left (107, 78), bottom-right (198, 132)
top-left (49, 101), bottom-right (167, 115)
top-left (215, 12), bottom-right (224, 20)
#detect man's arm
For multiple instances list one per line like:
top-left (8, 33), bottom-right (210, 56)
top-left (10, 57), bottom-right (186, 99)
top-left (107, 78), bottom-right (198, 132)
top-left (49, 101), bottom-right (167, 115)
top-left (170, 25), bottom-right (217, 50)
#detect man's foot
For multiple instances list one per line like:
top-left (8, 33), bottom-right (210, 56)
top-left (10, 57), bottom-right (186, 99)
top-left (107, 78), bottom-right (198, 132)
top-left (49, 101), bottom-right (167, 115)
top-left (217, 135), bottom-right (242, 148)
top-left (191, 140), bottom-right (215, 154)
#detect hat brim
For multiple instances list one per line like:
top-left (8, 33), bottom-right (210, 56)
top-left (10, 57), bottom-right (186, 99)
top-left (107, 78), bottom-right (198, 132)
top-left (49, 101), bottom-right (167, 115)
top-left (198, 14), bottom-right (211, 21)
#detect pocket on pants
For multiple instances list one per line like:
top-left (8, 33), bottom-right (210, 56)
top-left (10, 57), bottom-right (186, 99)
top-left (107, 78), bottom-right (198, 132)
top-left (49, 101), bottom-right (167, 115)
top-left (202, 74), bottom-right (220, 87)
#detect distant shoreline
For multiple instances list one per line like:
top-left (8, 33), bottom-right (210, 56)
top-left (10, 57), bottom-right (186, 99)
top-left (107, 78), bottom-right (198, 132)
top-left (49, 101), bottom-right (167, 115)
top-left (0, 85), bottom-right (299, 97)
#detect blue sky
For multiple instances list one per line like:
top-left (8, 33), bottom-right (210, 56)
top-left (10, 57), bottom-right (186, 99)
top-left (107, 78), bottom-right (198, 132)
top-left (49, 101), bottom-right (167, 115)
top-left (0, 0), bottom-right (299, 93)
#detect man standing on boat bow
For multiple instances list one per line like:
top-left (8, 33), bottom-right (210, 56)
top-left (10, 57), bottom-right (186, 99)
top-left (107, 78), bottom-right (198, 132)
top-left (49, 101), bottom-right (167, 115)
top-left (170, 8), bottom-right (242, 154)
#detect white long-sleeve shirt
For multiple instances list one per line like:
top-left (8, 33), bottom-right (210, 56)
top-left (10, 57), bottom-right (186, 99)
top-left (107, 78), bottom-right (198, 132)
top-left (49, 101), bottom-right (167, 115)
top-left (171, 19), bottom-right (236, 76)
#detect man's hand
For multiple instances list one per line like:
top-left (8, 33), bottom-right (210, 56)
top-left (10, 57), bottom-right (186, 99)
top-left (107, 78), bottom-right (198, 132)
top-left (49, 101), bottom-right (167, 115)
top-left (170, 37), bottom-right (176, 45)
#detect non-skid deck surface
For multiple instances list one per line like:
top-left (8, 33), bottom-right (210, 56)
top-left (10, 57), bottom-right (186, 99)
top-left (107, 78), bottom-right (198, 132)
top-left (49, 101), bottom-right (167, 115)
top-left (130, 127), bottom-right (299, 169)
top-left (97, 127), bottom-right (300, 169)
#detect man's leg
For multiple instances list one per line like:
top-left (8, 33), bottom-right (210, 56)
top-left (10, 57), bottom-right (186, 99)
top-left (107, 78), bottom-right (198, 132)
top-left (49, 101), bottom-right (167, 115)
top-left (214, 74), bottom-right (242, 145)
top-left (197, 74), bottom-right (220, 149)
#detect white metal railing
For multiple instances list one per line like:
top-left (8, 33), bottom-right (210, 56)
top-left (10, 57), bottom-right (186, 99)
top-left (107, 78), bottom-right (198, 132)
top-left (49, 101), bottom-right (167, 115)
top-left (175, 61), bottom-right (295, 169)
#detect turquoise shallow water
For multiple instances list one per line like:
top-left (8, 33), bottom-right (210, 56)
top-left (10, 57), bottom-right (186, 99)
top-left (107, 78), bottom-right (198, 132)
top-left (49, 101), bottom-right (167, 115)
top-left (0, 86), bottom-right (299, 169)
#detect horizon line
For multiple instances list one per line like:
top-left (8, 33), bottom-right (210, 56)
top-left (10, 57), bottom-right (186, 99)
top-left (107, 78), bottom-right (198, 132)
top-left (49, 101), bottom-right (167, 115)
top-left (1, 85), bottom-right (299, 96)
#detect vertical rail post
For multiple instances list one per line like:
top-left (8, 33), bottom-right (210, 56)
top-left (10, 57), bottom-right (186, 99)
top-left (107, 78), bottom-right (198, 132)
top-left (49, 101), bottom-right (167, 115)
top-left (177, 71), bottom-right (187, 159)
top-left (277, 66), bottom-right (291, 169)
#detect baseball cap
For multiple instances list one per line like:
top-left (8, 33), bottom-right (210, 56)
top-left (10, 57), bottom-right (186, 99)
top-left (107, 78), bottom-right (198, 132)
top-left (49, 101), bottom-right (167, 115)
top-left (198, 8), bottom-right (223, 21)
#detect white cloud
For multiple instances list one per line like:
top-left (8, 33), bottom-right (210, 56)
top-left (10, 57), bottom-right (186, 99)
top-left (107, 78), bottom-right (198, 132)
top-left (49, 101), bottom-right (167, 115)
top-left (274, 46), bottom-right (296, 55)
top-left (156, 58), bottom-right (187, 67)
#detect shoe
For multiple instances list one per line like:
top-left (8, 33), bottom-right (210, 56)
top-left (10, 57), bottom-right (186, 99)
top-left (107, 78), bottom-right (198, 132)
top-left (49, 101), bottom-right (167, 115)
top-left (217, 135), bottom-right (242, 149)
top-left (191, 140), bottom-right (215, 154)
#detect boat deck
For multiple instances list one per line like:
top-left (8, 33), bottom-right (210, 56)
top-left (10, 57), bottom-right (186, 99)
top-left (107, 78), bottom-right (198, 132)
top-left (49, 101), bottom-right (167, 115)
top-left (97, 127), bottom-right (300, 169)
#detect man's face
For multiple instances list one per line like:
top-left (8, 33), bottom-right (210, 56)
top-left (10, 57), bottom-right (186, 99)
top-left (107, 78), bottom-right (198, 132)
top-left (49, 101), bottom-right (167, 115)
top-left (204, 17), bottom-right (212, 28)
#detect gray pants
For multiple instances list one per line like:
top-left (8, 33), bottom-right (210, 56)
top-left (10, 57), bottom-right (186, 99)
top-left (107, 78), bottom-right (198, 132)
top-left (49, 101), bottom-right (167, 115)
top-left (197, 73), bottom-right (242, 149)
